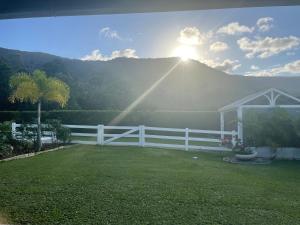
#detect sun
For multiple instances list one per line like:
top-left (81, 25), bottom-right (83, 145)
top-left (172, 45), bottom-right (199, 61)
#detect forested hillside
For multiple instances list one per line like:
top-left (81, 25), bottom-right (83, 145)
top-left (1, 47), bottom-right (300, 111)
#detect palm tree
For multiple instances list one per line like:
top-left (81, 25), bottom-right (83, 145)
top-left (9, 69), bottom-right (70, 151)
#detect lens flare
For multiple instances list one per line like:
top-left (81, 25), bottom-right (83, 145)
top-left (172, 45), bottom-right (199, 61)
top-left (109, 60), bottom-right (181, 125)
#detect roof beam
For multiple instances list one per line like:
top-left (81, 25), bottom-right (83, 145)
top-left (1, 0), bottom-right (300, 20)
top-left (219, 88), bottom-right (300, 112)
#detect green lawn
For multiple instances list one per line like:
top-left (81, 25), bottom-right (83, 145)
top-left (0, 145), bottom-right (300, 225)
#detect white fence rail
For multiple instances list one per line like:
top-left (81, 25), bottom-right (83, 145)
top-left (12, 123), bottom-right (236, 151)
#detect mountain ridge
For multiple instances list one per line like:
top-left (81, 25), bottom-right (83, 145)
top-left (0, 47), bottom-right (300, 111)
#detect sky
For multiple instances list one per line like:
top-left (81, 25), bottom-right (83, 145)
top-left (0, 6), bottom-right (300, 77)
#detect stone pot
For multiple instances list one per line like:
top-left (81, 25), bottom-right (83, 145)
top-left (235, 150), bottom-right (258, 161)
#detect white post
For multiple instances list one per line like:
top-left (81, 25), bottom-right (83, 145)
top-left (12, 122), bottom-right (16, 139)
top-left (185, 128), bottom-right (189, 151)
top-left (97, 125), bottom-right (104, 145)
top-left (270, 90), bottom-right (276, 106)
top-left (139, 125), bottom-right (145, 147)
top-left (220, 112), bottom-right (224, 139)
top-left (237, 107), bottom-right (243, 142)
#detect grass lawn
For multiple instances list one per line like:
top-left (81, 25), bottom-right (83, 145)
top-left (0, 145), bottom-right (300, 225)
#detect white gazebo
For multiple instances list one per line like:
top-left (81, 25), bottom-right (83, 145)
top-left (218, 88), bottom-right (300, 141)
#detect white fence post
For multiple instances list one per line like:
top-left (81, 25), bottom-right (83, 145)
top-left (220, 112), bottom-right (224, 139)
top-left (185, 128), bottom-right (189, 151)
top-left (11, 122), bottom-right (16, 139)
top-left (237, 107), bottom-right (243, 142)
top-left (139, 125), bottom-right (145, 147)
top-left (97, 125), bottom-right (104, 145)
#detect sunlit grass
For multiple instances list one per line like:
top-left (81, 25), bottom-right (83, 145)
top-left (0, 145), bottom-right (299, 224)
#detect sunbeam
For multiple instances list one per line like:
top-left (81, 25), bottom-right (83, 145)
top-left (109, 60), bottom-right (181, 125)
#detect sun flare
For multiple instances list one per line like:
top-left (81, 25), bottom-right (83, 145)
top-left (172, 45), bottom-right (199, 61)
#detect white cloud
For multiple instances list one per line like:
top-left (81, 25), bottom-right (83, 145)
top-left (217, 22), bottom-right (254, 35)
top-left (257, 17), bottom-right (274, 32)
top-left (81, 49), bottom-right (138, 61)
top-left (209, 41), bottom-right (229, 52)
top-left (251, 65), bottom-right (259, 70)
top-left (237, 36), bottom-right (300, 58)
top-left (177, 27), bottom-right (204, 45)
top-left (100, 27), bottom-right (132, 41)
top-left (100, 27), bottom-right (121, 39)
top-left (202, 59), bottom-right (241, 74)
top-left (246, 60), bottom-right (300, 76)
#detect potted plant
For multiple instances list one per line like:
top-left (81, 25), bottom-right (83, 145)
top-left (233, 139), bottom-right (257, 161)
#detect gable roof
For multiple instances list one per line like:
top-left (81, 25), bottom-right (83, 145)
top-left (218, 88), bottom-right (300, 112)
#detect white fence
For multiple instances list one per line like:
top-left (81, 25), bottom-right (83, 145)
top-left (11, 123), bottom-right (57, 143)
top-left (12, 123), bottom-right (236, 151)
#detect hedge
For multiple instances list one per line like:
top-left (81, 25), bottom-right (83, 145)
top-left (0, 110), bottom-right (228, 130)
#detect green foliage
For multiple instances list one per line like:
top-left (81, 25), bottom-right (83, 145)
top-left (9, 69), bottom-right (70, 151)
top-left (0, 121), bottom-right (12, 142)
top-left (0, 121), bottom-right (36, 158)
top-left (0, 110), bottom-right (220, 129)
top-left (0, 119), bottom-right (72, 160)
top-left (0, 143), bottom-right (13, 159)
top-left (11, 139), bottom-right (34, 155)
top-left (244, 108), bottom-right (300, 147)
top-left (9, 70), bottom-right (70, 107)
top-left (46, 119), bottom-right (71, 144)
top-left (0, 121), bottom-right (13, 159)
top-left (2, 47), bottom-right (300, 112)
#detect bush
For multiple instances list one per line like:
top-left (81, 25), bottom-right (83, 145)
top-left (244, 108), bottom-right (300, 148)
top-left (0, 121), bottom-right (14, 159)
top-left (0, 119), bottom-right (72, 159)
top-left (46, 119), bottom-right (71, 144)
top-left (0, 121), bottom-right (12, 142)
top-left (10, 139), bottom-right (34, 155)
top-left (0, 144), bottom-right (13, 159)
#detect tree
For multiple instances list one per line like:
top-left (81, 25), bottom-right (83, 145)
top-left (9, 69), bottom-right (70, 151)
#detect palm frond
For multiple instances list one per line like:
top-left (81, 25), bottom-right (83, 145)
top-left (9, 70), bottom-right (70, 107)
top-left (9, 79), bottom-right (40, 103)
top-left (44, 77), bottom-right (70, 107)
top-left (9, 72), bottom-right (33, 88)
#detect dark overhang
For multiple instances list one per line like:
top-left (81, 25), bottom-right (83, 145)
top-left (1, 0), bottom-right (300, 19)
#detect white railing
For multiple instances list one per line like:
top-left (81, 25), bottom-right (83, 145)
top-left (12, 123), bottom-right (236, 151)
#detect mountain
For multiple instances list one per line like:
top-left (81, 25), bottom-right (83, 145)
top-left (1, 47), bottom-right (300, 111)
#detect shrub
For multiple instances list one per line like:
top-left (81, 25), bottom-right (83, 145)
top-left (0, 121), bottom-right (14, 159)
top-left (244, 108), bottom-right (300, 148)
top-left (0, 110), bottom-right (221, 129)
top-left (0, 144), bottom-right (13, 159)
top-left (10, 139), bottom-right (34, 155)
top-left (0, 121), bottom-right (12, 142)
top-left (46, 119), bottom-right (71, 144)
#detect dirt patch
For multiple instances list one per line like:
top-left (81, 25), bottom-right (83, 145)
top-left (0, 212), bottom-right (11, 224)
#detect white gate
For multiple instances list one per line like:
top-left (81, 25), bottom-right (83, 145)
top-left (103, 126), bottom-right (141, 146)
